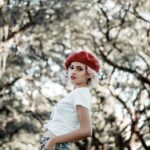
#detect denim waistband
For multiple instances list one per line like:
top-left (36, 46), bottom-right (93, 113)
top-left (40, 137), bottom-right (70, 150)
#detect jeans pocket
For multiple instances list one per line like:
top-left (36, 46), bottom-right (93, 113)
top-left (55, 143), bottom-right (70, 150)
top-left (40, 137), bottom-right (51, 150)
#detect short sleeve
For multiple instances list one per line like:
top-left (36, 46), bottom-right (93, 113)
top-left (72, 88), bottom-right (91, 110)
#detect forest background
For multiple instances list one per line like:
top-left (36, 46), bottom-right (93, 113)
top-left (0, 0), bottom-right (150, 150)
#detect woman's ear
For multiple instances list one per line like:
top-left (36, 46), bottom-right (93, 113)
top-left (87, 73), bottom-right (92, 79)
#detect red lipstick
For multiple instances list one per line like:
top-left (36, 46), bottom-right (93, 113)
top-left (71, 76), bottom-right (76, 80)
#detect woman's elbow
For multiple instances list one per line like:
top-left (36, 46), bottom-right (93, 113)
top-left (83, 129), bottom-right (92, 137)
top-left (87, 129), bottom-right (92, 137)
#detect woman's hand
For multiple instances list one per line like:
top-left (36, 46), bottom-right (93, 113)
top-left (38, 145), bottom-right (41, 150)
top-left (46, 138), bottom-right (56, 150)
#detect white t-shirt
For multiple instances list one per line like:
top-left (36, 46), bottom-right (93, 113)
top-left (43, 87), bottom-right (92, 136)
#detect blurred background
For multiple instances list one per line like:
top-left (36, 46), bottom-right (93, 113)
top-left (0, 0), bottom-right (150, 150)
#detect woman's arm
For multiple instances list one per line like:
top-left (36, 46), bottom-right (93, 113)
top-left (52, 105), bottom-right (92, 144)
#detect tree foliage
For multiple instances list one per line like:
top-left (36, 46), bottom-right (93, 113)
top-left (0, 0), bottom-right (150, 149)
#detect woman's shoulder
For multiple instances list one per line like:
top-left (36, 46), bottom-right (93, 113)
top-left (69, 87), bottom-right (91, 98)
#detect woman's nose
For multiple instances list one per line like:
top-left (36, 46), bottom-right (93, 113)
top-left (70, 68), bottom-right (76, 74)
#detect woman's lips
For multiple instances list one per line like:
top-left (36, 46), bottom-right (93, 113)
top-left (71, 76), bottom-right (76, 80)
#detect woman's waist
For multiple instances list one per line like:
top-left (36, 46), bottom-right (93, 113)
top-left (45, 119), bottom-right (78, 128)
top-left (43, 121), bottom-right (78, 136)
top-left (43, 129), bottom-right (56, 138)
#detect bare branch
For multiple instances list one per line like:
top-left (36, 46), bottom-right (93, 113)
top-left (99, 48), bottom-right (150, 85)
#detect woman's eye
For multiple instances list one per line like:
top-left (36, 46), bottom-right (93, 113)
top-left (69, 66), bottom-right (74, 70)
top-left (77, 68), bottom-right (83, 71)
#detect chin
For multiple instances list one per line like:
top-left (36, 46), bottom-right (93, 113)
top-left (71, 82), bottom-right (78, 86)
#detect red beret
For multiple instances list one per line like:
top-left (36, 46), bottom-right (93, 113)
top-left (64, 51), bottom-right (100, 72)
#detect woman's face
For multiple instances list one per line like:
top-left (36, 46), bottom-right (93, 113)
top-left (68, 62), bottom-right (90, 88)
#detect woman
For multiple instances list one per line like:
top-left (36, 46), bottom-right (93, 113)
top-left (39, 50), bottom-right (100, 150)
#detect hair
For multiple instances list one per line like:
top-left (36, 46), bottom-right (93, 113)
top-left (85, 66), bottom-right (99, 87)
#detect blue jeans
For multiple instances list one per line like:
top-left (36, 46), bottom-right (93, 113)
top-left (40, 137), bottom-right (70, 150)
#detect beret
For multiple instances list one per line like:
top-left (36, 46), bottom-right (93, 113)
top-left (64, 50), bottom-right (100, 72)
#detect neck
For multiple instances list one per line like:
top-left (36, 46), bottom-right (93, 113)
top-left (74, 84), bottom-right (89, 89)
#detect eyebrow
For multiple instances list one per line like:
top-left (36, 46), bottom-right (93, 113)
top-left (70, 65), bottom-right (84, 68)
